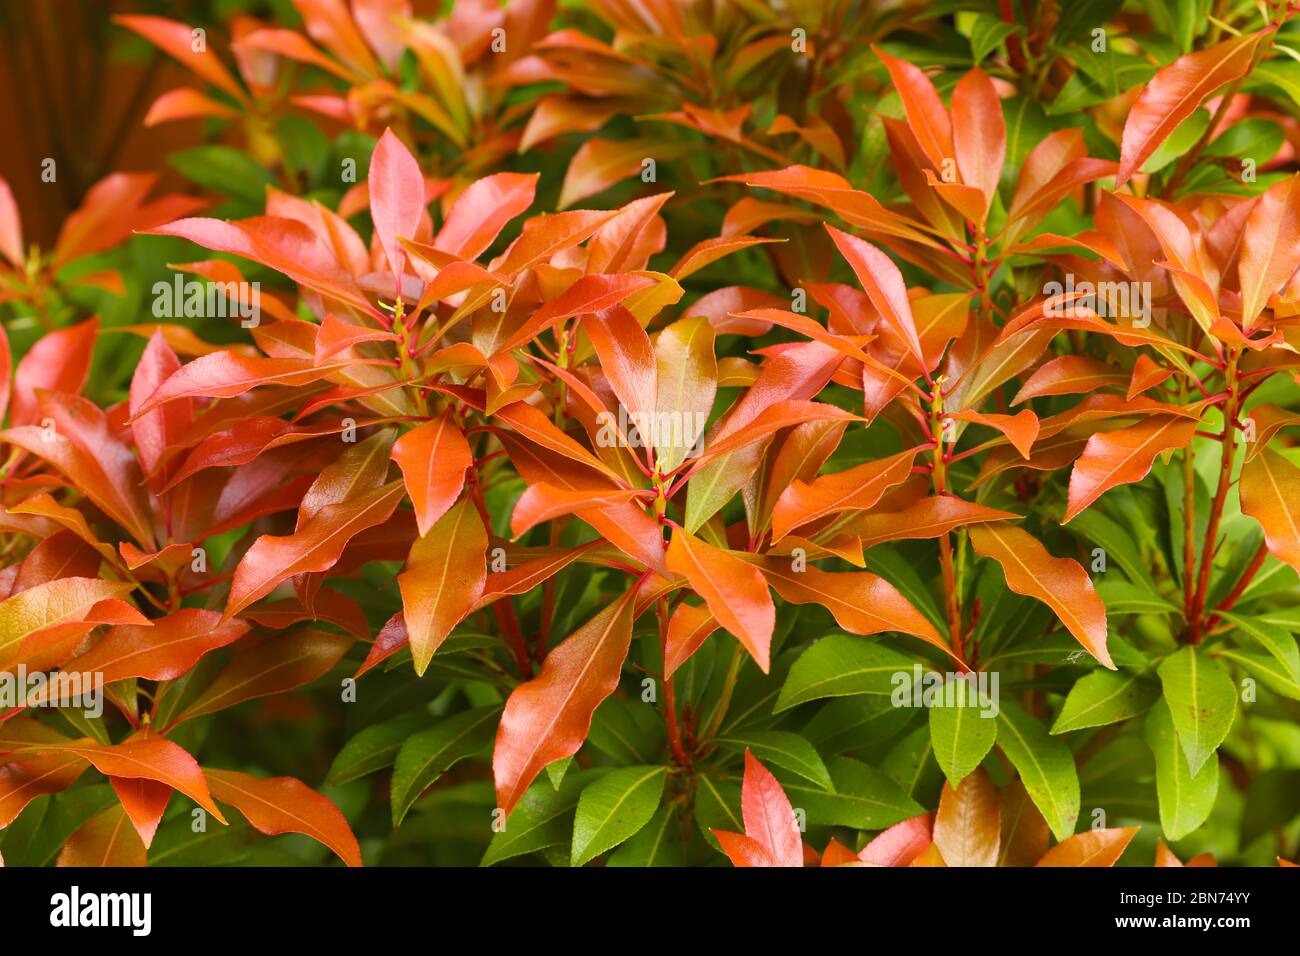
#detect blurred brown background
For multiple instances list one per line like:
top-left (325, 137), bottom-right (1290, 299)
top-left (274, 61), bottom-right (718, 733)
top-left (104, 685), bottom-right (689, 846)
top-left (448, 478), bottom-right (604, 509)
top-left (0, 1), bottom-right (222, 250)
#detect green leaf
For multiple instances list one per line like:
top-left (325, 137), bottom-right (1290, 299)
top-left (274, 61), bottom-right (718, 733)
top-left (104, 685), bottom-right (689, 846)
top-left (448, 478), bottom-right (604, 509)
top-left (693, 773), bottom-right (742, 849)
top-left (1212, 648), bottom-right (1300, 700)
top-left (883, 723), bottom-right (943, 803)
top-left (1246, 60), bottom-right (1300, 111)
top-left (1143, 698), bottom-right (1218, 840)
top-left (587, 695), bottom-right (661, 764)
top-left (571, 766), bottom-right (667, 866)
top-left (927, 679), bottom-right (998, 787)
top-left (800, 695), bottom-right (916, 753)
top-left (1156, 645), bottom-right (1237, 776)
top-left (1096, 579), bottom-right (1180, 616)
top-left (865, 546), bottom-right (946, 633)
top-left (324, 710), bottom-right (427, 787)
top-left (1219, 613), bottom-right (1300, 685)
top-left (965, 12), bottom-right (1018, 63)
top-left (1068, 508), bottom-right (1159, 591)
top-left (607, 805), bottom-right (685, 867)
top-left (778, 755), bottom-right (922, 830)
top-left (481, 772), bottom-right (592, 867)
top-left (168, 146), bottom-right (275, 204)
top-left (1051, 0), bottom-right (1124, 45)
top-left (545, 755), bottom-right (574, 790)
top-left (996, 700), bottom-right (1080, 841)
top-left (1203, 118), bottom-right (1284, 161)
top-left (715, 730), bottom-right (833, 790)
top-left (1144, 110), bottom-right (1210, 175)
top-left (391, 706), bottom-right (500, 827)
top-left (1052, 669), bottom-right (1160, 734)
top-left (1241, 769), bottom-right (1300, 844)
top-left (776, 634), bottom-right (919, 711)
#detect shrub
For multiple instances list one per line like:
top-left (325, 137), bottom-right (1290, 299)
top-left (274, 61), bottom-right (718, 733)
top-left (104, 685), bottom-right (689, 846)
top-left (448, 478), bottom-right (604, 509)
top-left (1, 0), bottom-right (1298, 868)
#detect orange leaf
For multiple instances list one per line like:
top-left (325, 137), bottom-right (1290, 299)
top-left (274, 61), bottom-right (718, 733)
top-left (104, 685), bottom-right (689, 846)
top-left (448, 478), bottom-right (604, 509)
top-left (852, 496), bottom-right (1018, 550)
top-left (493, 589), bottom-right (637, 814)
top-left (666, 529), bottom-right (774, 672)
top-left (1117, 32), bottom-right (1262, 186)
top-left (771, 448), bottom-right (917, 543)
top-left (1065, 415), bottom-right (1197, 522)
top-left (1239, 445), bottom-right (1300, 573)
top-left (225, 480), bottom-right (406, 619)
top-left (391, 409), bottom-right (473, 536)
top-left (740, 749), bottom-right (803, 867)
top-left (57, 804), bottom-right (147, 867)
top-left (933, 767), bottom-right (1000, 867)
top-left (398, 497), bottom-right (487, 674)
top-left (1035, 826), bottom-right (1139, 866)
top-left (859, 813), bottom-right (933, 866)
top-left (969, 524), bottom-right (1112, 669)
top-left (206, 768), bottom-right (361, 866)
top-left (873, 46), bottom-right (952, 169)
top-left (951, 67), bottom-right (1005, 215)
top-left (750, 557), bottom-right (950, 660)
top-left (663, 602), bottom-right (718, 679)
top-left (1239, 174), bottom-right (1300, 328)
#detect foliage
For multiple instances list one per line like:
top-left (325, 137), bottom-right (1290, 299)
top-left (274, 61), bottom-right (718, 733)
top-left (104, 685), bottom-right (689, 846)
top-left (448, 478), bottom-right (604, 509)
top-left (2, 0), bottom-right (1300, 867)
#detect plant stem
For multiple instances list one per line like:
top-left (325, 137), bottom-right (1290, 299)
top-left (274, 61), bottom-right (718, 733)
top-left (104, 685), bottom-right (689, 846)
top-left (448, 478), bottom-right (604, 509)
top-left (1189, 348), bottom-right (1241, 642)
top-left (1205, 539), bottom-right (1269, 631)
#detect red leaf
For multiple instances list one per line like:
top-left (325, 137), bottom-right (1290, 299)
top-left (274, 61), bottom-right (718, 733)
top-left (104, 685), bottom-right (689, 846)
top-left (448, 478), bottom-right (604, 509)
top-left (1117, 32), bottom-right (1262, 187)
top-left (1035, 827), bottom-right (1139, 866)
top-left (132, 351), bottom-right (359, 418)
top-left (951, 67), bottom-right (1005, 215)
top-left (665, 529), bottom-right (774, 672)
top-left (129, 330), bottom-right (188, 490)
top-left (493, 588), bottom-right (638, 814)
top-left (397, 498), bottom-right (487, 674)
top-left (206, 768), bottom-right (362, 866)
top-left (11, 317), bottom-right (98, 427)
top-left (1065, 416), bottom-right (1197, 522)
top-left (495, 273), bottom-right (655, 356)
top-left (827, 226), bottom-right (926, 367)
top-left (391, 409), bottom-right (473, 537)
top-left (148, 216), bottom-right (374, 315)
top-left (435, 172), bottom-right (538, 260)
top-left (0, 176), bottom-right (22, 269)
top-left (114, 15), bottom-right (247, 102)
top-left (369, 128), bottom-right (425, 282)
top-left (740, 749), bottom-right (802, 867)
top-left (59, 609), bottom-right (250, 685)
top-left (969, 524), bottom-right (1112, 669)
top-left (225, 480), bottom-right (406, 619)
top-left (13, 391), bottom-right (155, 548)
top-left (859, 813), bottom-right (933, 866)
